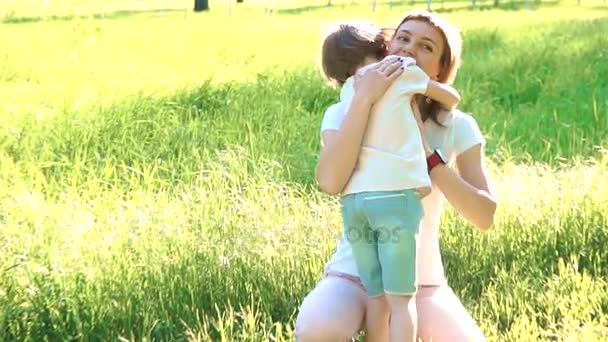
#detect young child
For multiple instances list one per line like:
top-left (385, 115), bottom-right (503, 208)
top-left (320, 22), bottom-right (460, 341)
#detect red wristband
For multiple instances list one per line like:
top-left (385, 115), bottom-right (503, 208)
top-left (427, 150), bottom-right (446, 173)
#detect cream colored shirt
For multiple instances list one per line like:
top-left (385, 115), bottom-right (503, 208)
top-left (320, 108), bottom-right (486, 285)
top-left (337, 56), bottom-right (432, 195)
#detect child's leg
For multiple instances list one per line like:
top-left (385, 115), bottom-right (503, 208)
top-left (341, 194), bottom-right (383, 296)
top-left (383, 229), bottom-right (418, 342)
top-left (386, 293), bottom-right (416, 342)
top-left (341, 193), bottom-right (388, 341)
top-left (363, 189), bottom-right (423, 342)
top-left (365, 295), bottom-right (390, 342)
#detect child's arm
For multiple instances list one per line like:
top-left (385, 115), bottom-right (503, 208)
top-left (424, 80), bottom-right (461, 111)
top-left (395, 61), bottom-right (460, 110)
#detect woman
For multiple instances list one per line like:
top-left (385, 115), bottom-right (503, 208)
top-left (295, 9), bottom-right (497, 342)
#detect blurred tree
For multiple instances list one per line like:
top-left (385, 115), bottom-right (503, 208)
top-left (194, 0), bottom-right (209, 11)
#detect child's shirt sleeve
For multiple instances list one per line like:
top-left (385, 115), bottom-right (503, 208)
top-left (395, 57), bottom-right (430, 95)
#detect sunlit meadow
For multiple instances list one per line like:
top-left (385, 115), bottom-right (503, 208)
top-left (0, 0), bottom-right (607, 340)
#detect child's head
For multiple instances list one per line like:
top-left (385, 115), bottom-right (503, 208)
top-left (321, 22), bottom-right (389, 87)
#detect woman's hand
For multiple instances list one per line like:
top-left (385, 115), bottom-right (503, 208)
top-left (353, 56), bottom-right (404, 105)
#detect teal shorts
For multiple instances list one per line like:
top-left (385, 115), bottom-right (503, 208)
top-left (340, 189), bottom-right (424, 297)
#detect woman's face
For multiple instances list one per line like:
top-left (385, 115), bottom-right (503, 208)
top-left (388, 20), bottom-right (445, 80)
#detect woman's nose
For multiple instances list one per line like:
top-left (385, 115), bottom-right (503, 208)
top-left (400, 43), bottom-right (415, 57)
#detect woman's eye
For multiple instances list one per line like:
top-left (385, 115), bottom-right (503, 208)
top-left (423, 45), bottom-right (433, 52)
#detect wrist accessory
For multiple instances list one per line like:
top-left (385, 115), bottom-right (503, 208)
top-left (427, 149), bottom-right (446, 173)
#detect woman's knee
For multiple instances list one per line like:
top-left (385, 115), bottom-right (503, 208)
top-left (416, 286), bottom-right (486, 342)
top-left (295, 313), bottom-right (353, 342)
top-left (294, 276), bottom-right (366, 341)
top-left (295, 303), bottom-right (360, 341)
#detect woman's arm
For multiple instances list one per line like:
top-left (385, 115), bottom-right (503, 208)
top-left (316, 57), bottom-right (404, 195)
top-left (412, 103), bottom-right (497, 231)
top-left (316, 96), bottom-right (373, 195)
top-left (428, 145), bottom-right (497, 231)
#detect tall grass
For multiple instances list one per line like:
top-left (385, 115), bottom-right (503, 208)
top-left (1, 3), bottom-right (607, 341)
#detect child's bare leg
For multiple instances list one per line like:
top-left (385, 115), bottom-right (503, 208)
top-left (365, 295), bottom-right (390, 342)
top-left (386, 293), bottom-right (416, 342)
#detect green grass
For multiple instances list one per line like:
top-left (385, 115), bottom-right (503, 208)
top-left (1, 2), bottom-right (608, 341)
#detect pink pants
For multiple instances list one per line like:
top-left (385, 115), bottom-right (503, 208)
top-left (294, 274), bottom-right (486, 341)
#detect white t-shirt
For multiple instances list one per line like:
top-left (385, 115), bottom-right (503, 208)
top-left (338, 56), bottom-right (431, 195)
top-left (320, 107), bottom-right (486, 285)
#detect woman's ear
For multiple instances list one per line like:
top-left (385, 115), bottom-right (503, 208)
top-left (436, 68), bottom-right (448, 83)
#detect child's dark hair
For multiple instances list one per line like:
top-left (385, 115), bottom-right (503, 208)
top-left (321, 23), bottom-right (389, 87)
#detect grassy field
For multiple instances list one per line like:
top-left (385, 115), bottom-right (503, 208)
top-left (1, 1), bottom-right (608, 341)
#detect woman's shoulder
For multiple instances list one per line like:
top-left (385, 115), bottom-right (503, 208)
top-left (324, 101), bottom-right (347, 116)
top-left (444, 109), bottom-right (478, 127)
top-left (442, 109), bottom-right (486, 155)
top-left (436, 109), bottom-right (480, 133)
top-left (321, 101), bottom-right (348, 132)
